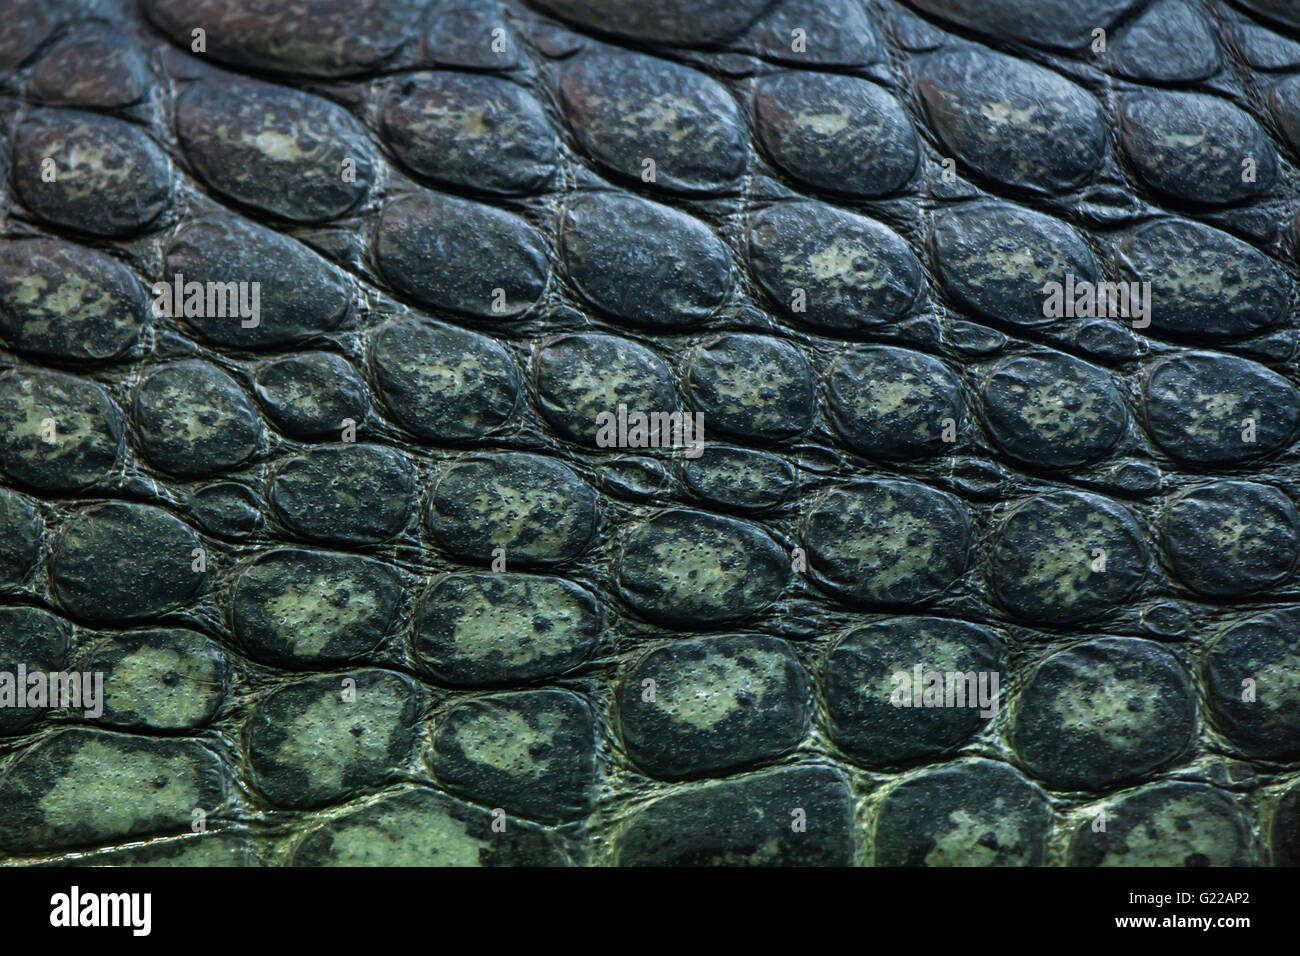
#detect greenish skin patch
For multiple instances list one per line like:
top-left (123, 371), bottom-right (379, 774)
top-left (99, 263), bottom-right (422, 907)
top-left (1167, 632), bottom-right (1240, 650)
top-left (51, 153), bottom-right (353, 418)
top-left (245, 670), bottom-right (420, 810)
top-left (862, 630), bottom-right (980, 706)
top-left (314, 799), bottom-right (490, 866)
top-left (11, 273), bottom-right (112, 335)
top-left (803, 481), bottom-right (971, 605)
top-left (557, 52), bottom-right (747, 192)
top-left (22, 118), bottom-right (154, 200)
top-left (846, 496), bottom-right (937, 592)
top-left (447, 707), bottom-right (561, 775)
top-left (0, 370), bottom-right (122, 491)
top-left (1000, 378), bottom-right (1101, 441)
top-left (842, 368), bottom-right (936, 433)
top-left (0, 730), bottom-right (223, 853)
top-left (1149, 356), bottom-right (1300, 468)
top-left (291, 788), bottom-right (567, 866)
top-left (823, 617), bottom-right (1000, 767)
top-left (92, 630), bottom-right (226, 730)
top-left (619, 633), bottom-right (808, 779)
top-left (260, 371), bottom-right (324, 419)
top-left (1120, 91), bottom-right (1275, 204)
top-left (370, 318), bottom-right (520, 442)
top-left (412, 573), bottom-right (601, 685)
top-left (411, 352), bottom-right (501, 406)
top-left (620, 94), bottom-right (710, 144)
top-left (1049, 673), bottom-right (1159, 751)
top-left (918, 49), bottom-right (1106, 193)
top-left (11, 0), bottom-right (1297, 872)
top-left (534, 333), bottom-right (678, 446)
top-left (924, 805), bottom-right (1034, 867)
top-left (269, 580), bottom-right (371, 660)
top-left (872, 759), bottom-right (1051, 866)
top-left (275, 687), bottom-right (409, 795)
top-left (429, 454), bottom-right (598, 566)
top-left (644, 529), bottom-right (740, 600)
top-left (1162, 482), bottom-right (1299, 596)
top-left (1227, 655), bottom-right (1300, 723)
top-left (40, 741), bottom-right (202, 833)
top-left (565, 348), bottom-right (663, 410)
top-left (1116, 219), bottom-right (1288, 340)
top-left (442, 601), bottom-right (562, 667)
top-left (776, 217), bottom-right (911, 315)
top-left (753, 71), bottom-right (918, 197)
top-left (1015, 510), bottom-right (1117, 608)
top-left (748, 201), bottom-right (922, 332)
top-left (1071, 784), bottom-right (1254, 866)
top-left (656, 646), bottom-right (791, 732)
top-left (450, 606), bottom-right (545, 670)
top-left (933, 204), bottom-right (1098, 328)
top-left (1144, 352), bottom-right (1300, 465)
top-left (685, 335), bottom-right (814, 441)
top-left (991, 491), bottom-right (1148, 623)
top-left (429, 689), bottom-right (596, 822)
top-left (616, 509), bottom-right (789, 625)
top-left (13, 110), bottom-right (171, 235)
top-left (1010, 638), bottom-right (1197, 791)
top-left (826, 346), bottom-right (963, 459)
top-left (955, 221), bottom-right (1072, 290)
top-left (381, 72), bottom-right (557, 195)
top-left (231, 549), bottom-right (402, 666)
top-left (442, 475), bottom-right (584, 556)
top-left (0, 240), bottom-right (144, 361)
top-left (177, 80), bottom-right (372, 222)
top-left (982, 354), bottom-right (1127, 469)
top-left (231, 111), bottom-right (327, 166)
top-left (1174, 391), bottom-right (1241, 442)
top-left (263, 571), bottom-right (382, 657)
top-left (1200, 511), bottom-right (1265, 563)
top-left (254, 352), bottom-right (370, 439)
top-left (133, 361), bottom-right (262, 476)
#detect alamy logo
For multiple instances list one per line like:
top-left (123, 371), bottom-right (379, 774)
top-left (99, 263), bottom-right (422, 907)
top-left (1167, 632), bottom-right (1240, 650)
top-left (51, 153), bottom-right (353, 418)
top-left (1042, 273), bottom-right (1151, 328)
top-left (0, 668), bottom-right (103, 718)
top-left (152, 274), bottom-right (260, 328)
top-left (890, 665), bottom-right (1000, 718)
top-left (595, 404), bottom-right (705, 458)
top-left (50, 886), bottom-right (151, 936)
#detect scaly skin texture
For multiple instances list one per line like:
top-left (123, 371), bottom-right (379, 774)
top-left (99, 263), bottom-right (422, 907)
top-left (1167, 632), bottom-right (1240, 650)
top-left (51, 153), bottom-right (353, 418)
top-left (0, 0), bottom-right (1297, 867)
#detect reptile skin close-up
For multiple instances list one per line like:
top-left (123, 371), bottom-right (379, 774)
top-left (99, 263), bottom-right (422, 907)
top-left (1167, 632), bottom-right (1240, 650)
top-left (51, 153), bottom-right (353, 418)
top-left (0, 0), bottom-right (1297, 868)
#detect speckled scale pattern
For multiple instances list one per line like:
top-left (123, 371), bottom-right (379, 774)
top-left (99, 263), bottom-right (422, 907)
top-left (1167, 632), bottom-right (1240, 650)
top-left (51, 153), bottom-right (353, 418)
top-left (0, 0), bottom-right (1297, 867)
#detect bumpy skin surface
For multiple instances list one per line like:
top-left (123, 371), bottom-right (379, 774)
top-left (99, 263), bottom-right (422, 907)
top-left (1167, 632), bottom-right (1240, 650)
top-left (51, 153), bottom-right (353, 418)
top-left (0, 0), bottom-right (1296, 868)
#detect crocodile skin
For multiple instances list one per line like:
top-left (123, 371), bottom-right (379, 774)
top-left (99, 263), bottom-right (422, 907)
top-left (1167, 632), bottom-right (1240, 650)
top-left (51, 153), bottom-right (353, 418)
top-left (0, 0), bottom-right (1298, 867)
